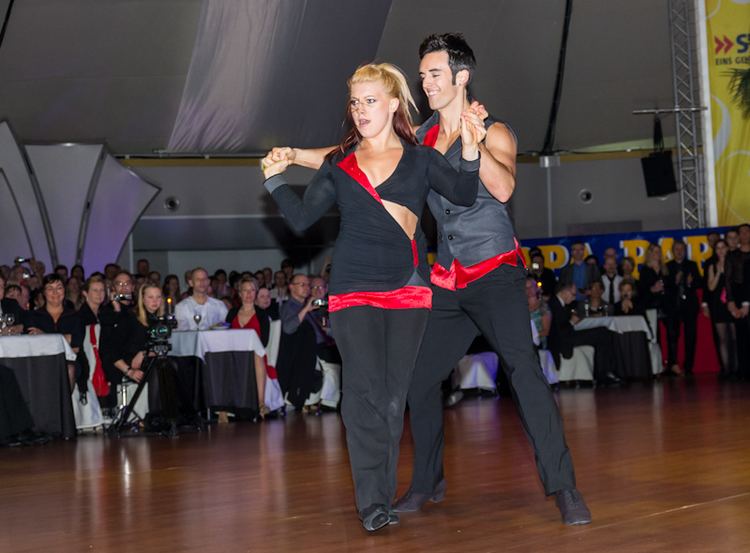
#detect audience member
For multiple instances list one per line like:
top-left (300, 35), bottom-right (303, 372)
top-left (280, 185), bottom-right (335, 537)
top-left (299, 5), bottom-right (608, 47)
top-left (277, 273), bottom-right (322, 410)
top-left (705, 239), bottom-right (738, 379)
top-left (614, 280), bottom-right (643, 316)
top-left (262, 267), bottom-right (273, 287)
top-left (255, 285), bottom-right (279, 320)
top-left (65, 277), bottom-right (85, 310)
top-left (0, 274), bottom-right (24, 335)
top-left (25, 274), bottom-right (83, 387)
top-left (71, 264), bottom-right (85, 283)
top-left (281, 258), bottom-right (294, 282)
top-left (559, 242), bottom-right (600, 300)
top-left (528, 249), bottom-right (556, 299)
top-left (620, 256), bottom-right (636, 281)
top-left (226, 277), bottom-right (270, 418)
top-left (548, 282), bottom-right (620, 385)
top-left (175, 267), bottom-right (228, 330)
top-left (253, 270), bottom-right (266, 288)
top-left (664, 240), bottom-right (702, 376)
top-left (309, 276), bottom-right (341, 410)
top-left (726, 228), bottom-right (739, 251)
top-left (78, 276), bottom-right (112, 400)
top-left (601, 256), bottom-right (623, 307)
top-left (581, 281), bottom-right (608, 317)
top-left (638, 244), bottom-right (667, 316)
top-left (136, 258), bottom-right (150, 278)
top-left (54, 264), bottom-right (69, 281)
top-left (148, 271), bottom-right (162, 286)
top-left (526, 276), bottom-right (550, 349)
top-left (4, 283), bottom-right (28, 312)
top-left (270, 270), bottom-right (290, 304)
top-left (162, 274), bottom-right (181, 306)
top-left (726, 224), bottom-right (750, 380)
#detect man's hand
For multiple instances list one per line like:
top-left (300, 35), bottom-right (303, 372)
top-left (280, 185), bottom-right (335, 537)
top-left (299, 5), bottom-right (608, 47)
top-left (570, 313), bottom-right (581, 325)
top-left (261, 152), bottom-right (290, 179)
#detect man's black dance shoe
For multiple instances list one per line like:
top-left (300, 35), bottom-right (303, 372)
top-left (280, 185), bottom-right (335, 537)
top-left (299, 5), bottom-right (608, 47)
top-left (555, 489), bottom-right (592, 525)
top-left (391, 479), bottom-right (446, 513)
top-left (360, 504), bottom-right (391, 532)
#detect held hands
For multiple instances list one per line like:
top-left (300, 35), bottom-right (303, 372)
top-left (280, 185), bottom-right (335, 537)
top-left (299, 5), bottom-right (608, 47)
top-left (261, 147), bottom-right (296, 179)
top-left (460, 109), bottom-right (486, 159)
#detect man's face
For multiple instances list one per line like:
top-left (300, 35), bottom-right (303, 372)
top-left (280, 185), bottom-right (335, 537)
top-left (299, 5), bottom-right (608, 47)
top-left (726, 231), bottom-right (739, 249)
top-left (562, 286), bottom-right (577, 305)
top-left (311, 278), bottom-right (327, 300)
top-left (672, 243), bottom-right (686, 262)
top-left (274, 271), bottom-right (287, 288)
top-left (137, 260), bottom-right (149, 275)
top-left (190, 270), bottom-right (210, 295)
top-left (289, 276), bottom-right (310, 302)
top-left (707, 233), bottom-right (720, 248)
top-left (419, 51), bottom-right (463, 111)
top-left (571, 244), bottom-right (585, 263)
top-left (604, 257), bottom-right (617, 275)
top-left (55, 267), bottom-right (68, 280)
top-left (739, 225), bottom-right (750, 246)
top-left (603, 247), bottom-right (617, 260)
top-left (113, 273), bottom-right (134, 298)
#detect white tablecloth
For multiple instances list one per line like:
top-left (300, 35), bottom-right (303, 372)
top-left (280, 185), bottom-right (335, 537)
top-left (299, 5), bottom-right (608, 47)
top-left (0, 334), bottom-right (77, 362)
top-left (574, 315), bottom-right (651, 338)
top-left (170, 329), bottom-right (265, 360)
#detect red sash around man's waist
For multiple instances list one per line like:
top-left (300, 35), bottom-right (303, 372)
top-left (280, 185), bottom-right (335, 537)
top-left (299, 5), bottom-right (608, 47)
top-left (431, 239), bottom-right (526, 291)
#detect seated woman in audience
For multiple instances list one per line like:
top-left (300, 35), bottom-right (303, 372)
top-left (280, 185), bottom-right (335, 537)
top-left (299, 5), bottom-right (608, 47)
top-left (226, 277), bottom-right (270, 418)
top-left (65, 276), bottom-right (85, 310)
top-left (525, 276), bottom-right (550, 349)
top-left (583, 281), bottom-right (608, 317)
top-left (254, 270), bottom-right (266, 288)
top-left (162, 274), bottom-right (181, 306)
top-left (614, 279), bottom-right (644, 316)
top-left (25, 274), bottom-right (83, 387)
top-left (4, 283), bottom-right (28, 312)
top-left (705, 239), bottom-right (738, 379)
top-left (122, 284), bottom-right (165, 384)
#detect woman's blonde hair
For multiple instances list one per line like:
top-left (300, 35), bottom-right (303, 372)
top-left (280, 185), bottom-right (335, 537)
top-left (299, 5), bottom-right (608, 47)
top-left (137, 283), bottom-right (164, 326)
top-left (328, 62), bottom-right (418, 160)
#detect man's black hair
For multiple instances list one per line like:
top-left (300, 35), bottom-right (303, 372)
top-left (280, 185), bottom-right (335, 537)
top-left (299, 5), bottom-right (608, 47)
top-left (419, 33), bottom-right (476, 84)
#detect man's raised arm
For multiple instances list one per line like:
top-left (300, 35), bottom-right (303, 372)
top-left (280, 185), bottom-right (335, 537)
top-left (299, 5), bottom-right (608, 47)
top-left (478, 123), bottom-right (517, 203)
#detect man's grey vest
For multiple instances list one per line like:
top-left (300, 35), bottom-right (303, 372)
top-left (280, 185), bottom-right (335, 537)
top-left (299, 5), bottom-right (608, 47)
top-left (416, 112), bottom-right (519, 269)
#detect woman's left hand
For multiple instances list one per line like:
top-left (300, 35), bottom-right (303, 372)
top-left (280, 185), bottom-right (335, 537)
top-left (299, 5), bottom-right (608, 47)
top-left (460, 110), bottom-right (486, 154)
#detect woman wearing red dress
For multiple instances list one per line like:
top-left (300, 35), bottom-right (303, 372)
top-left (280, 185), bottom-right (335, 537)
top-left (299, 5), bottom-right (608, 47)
top-left (225, 277), bottom-right (270, 418)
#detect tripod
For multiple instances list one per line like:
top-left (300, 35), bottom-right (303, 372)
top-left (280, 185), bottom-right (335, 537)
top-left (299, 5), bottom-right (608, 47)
top-left (109, 352), bottom-right (201, 437)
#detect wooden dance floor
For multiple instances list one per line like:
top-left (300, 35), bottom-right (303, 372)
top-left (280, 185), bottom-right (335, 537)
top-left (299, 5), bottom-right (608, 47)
top-left (2, 375), bottom-right (749, 552)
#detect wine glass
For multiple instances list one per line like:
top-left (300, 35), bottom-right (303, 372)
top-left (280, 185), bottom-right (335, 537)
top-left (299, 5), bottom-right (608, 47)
top-left (193, 313), bottom-right (202, 329)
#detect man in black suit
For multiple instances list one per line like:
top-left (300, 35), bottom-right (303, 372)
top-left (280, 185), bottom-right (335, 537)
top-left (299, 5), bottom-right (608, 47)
top-left (548, 282), bottom-right (620, 384)
top-left (664, 240), bottom-right (702, 376)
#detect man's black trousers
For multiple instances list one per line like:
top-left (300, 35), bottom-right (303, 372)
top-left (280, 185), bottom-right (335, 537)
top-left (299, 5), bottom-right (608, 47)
top-left (406, 265), bottom-right (576, 496)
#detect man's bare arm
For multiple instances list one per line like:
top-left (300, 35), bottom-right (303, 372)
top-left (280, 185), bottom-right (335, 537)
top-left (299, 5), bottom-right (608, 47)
top-left (478, 122), bottom-right (517, 203)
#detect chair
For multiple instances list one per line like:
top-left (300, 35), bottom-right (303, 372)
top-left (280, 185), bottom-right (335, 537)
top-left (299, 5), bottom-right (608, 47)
top-left (556, 346), bottom-right (595, 382)
top-left (264, 320), bottom-right (285, 412)
top-left (645, 308), bottom-right (664, 375)
top-left (453, 351), bottom-right (499, 392)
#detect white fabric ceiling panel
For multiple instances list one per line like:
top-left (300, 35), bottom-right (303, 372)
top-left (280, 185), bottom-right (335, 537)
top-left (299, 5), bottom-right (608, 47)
top-left (80, 153), bottom-right (159, 274)
top-left (0, 169), bottom-right (33, 264)
top-left (25, 144), bottom-right (103, 268)
top-left (0, 122), bottom-right (52, 268)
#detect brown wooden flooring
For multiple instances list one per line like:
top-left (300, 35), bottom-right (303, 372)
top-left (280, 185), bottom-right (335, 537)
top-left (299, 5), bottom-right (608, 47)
top-left (2, 375), bottom-right (750, 553)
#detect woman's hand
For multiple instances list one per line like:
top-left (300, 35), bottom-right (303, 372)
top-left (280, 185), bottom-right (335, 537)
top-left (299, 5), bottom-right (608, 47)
top-left (127, 368), bottom-right (144, 383)
top-left (27, 326), bottom-right (44, 335)
top-left (460, 109), bottom-right (486, 159)
top-left (261, 150), bottom-right (291, 179)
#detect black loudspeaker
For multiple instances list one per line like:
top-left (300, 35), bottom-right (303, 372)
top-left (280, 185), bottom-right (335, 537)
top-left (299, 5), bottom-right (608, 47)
top-left (641, 151), bottom-right (678, 197)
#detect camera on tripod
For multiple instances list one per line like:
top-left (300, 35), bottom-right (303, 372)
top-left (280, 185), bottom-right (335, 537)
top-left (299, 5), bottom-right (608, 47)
top-left (146, 314), bottom-right (178, 357)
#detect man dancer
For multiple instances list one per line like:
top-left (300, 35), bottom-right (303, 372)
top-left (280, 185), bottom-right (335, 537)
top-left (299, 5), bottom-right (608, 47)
top-left (396, 33), bottom-right (589, 526)
top-left (270, 33), bottom-right (589, 525)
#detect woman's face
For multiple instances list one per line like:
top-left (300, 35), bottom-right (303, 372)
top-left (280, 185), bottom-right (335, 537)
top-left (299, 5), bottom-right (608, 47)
top-left (143, 287), bottom-right (163, 314)
top-left (622, 260), bottom-right (634, 275)
top-left (239, 282), bottom-right (257, 306)
top-left (349, 80), bottom-right (398, 140)
top-left (66, 278), bottom-right (80, 295)
top-left (590, 282), bottom-right (603, 300)
top-left (715, 241), bottom-right (728, 260)
top-left (255, 288), bottom-right (271, 309)
top-left (84, 282), bottom-right (106, 307)
top-left (648, 246), bottom-right (662, 264)
top-left (44, 279), bottom-right (65, 308)
top-left (621, 283), bottom-right (634, 300)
